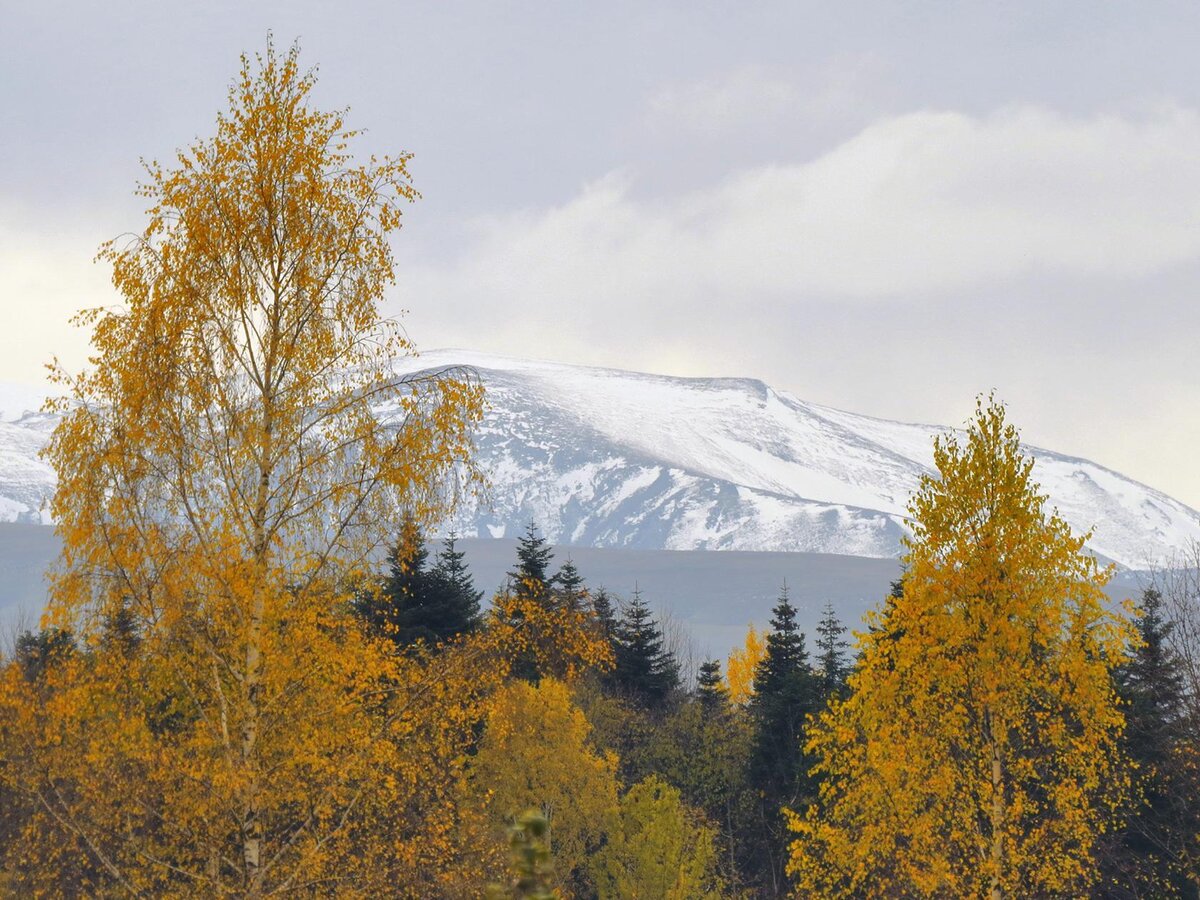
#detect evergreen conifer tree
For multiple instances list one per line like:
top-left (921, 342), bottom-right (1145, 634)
top-left (1121, 588), bottom-right (1185, 766)
top-left (554, 557), bottom-right (587, 612)
top-left (748, 582), bottom-right (820, 896)
top-left (752, 584), bottom-right (817, 790)
top-left (426, 533), bottom-right (484, 639)
top-left (814, 601), bottom-right (849, 699)
top-left (101, 597), bottom-right (142, 657)
top-left (696, 659), bottom-right (728, 714)
top-left (1097, 587), bottom-right (1199, 898)
top-left (859, 577), bottom-right (906, 678)
top-left (360, 526), bottom-right (483, 649)
top-left (354, 515), bottom-right (438, 648)
top-left (14, 627), bottom-right (75, 684)
top-left (504, 522), bottom-right (559, 680)
top-left (592, 588), bottom-right (619, 641)
top-left (611, 587), bottom-right (680, 708)
top-left (508, 521), bottom-right (555, 605)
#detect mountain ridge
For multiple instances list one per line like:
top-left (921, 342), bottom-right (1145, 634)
top-left (398, 351), bottom-right (1199, 567)
top-left (1, 350), bottom-right (1197, 569)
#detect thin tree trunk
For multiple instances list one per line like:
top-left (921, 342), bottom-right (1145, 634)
top-left (242, 588), bottom-right (265, 895)
top-left (243, 377), bottom-right (276, 896)
top-left (989, 716), bottom-right (1005, 900)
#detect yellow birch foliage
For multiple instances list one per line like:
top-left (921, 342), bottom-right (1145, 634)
top-left (456, 677), bottom-right (620, 895)
top-left (591, 776), bottom-right (725, 900)
top-left (788, 398), bottom-right (1136, 899)
top-left (727, 624), bottom-right (765, 705)
top-left (0, 41), bottom-right (501, 896)
top-left (0, 592), bottom-right (610, 896)
top-left (333, 598), bottom-right (612, 896)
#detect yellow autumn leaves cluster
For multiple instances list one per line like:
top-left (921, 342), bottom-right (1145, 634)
top-left (0, 590), bottom-right (606, 895)
top-left (457, 679), bottom-right (723, 898)
top-left (726, 624), bottom-right (765, 706)
top-left (787, 399), bottom-right (1138, 898)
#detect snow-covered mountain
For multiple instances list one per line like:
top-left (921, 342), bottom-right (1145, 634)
top-left (0, 412), bottom-right (56, 526)
top-left (3, 352), bottom-right (1198, 569)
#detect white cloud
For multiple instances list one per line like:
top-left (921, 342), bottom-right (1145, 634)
top-left (403, 103), bottom-right (1200, 316)
top-left (393, 104), bottom-right (1200, 509)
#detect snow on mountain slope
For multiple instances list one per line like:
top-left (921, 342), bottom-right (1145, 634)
top-left (0, 413), bottom-right (56, 525)
top-left (2, 351), bottom-right (1197, 568)
top-left (398, 351), bottom-right (1200, 568)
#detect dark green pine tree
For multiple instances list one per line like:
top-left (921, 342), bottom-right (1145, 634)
top-left (867, 576), bottom-right (906, 637)
top-left (508, 521), bottom-right (555, 606)
top-left (610, 587), bottom-right (680, 709)
top-left (592, 587), bottom-right (618, 640)
top-left (355, 516), bottom-right (432, 646)
top-left (505, 521), bottom-right (557, 680)
top-left (696, 658), bottom-right (728, 715)
top-left (814, 601), bottom-right (849, 699)
top-left (862, 576), bottom-right (906, 674)
top-left (358, 523), bottom-right (485, 650)
top-left (424, 533), bottom-right (484, 640)
top-left (751, 582), bottom-right (818, 797)
top-left (101, 596), bottom-right (142, 657)
top-left (748, 582), bottom-right (821, 897)
top-left (553, 556), bottom-right (586, 612)
top-left (1096, 587), bottom-right (1199, 899)
top-left (1120, 588), bottom-right (1185, 764)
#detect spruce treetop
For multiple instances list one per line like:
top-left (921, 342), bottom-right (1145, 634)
top-left (696, 659), bottom-right (728, 713)
top-left (755, 582), bottom-right (809, 695)
top-left (508, 521), bottom-right (555, 603)
top-left (554, 556), bottom-right (587, 612)
top-left (592, 587), bottom-right (618, 641)
top-left (611, 586), bottom-right (680, 707)
top-left (815, 601), bottom-right (849, 693)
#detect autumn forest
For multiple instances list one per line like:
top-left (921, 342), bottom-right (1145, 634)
top-left (1, 43), bottom-right (1199, 899)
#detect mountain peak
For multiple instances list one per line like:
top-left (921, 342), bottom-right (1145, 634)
top-left (2, 353), bottom-right (1196, 568)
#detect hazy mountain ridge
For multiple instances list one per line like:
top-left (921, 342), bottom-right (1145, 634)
top-left (2, 352), bottom-right (1198, 569)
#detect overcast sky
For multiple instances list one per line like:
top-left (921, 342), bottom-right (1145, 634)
top-left (3, 2), bottom-right (1199, 508)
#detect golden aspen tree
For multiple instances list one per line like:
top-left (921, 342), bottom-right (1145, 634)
top-left (456, 677), bottom-right (620, 895)
top-left (0, 41), bottom-right (490, 895)
top-left (726, 623), bottom-right (765, 705)
top-left (788, 398), bottom-right (1137, 899)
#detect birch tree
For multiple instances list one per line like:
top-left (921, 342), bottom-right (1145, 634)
top-left (788, 399), bottom-right (1136, 898)
top-left (0, 41), bottom-right (487, 895)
